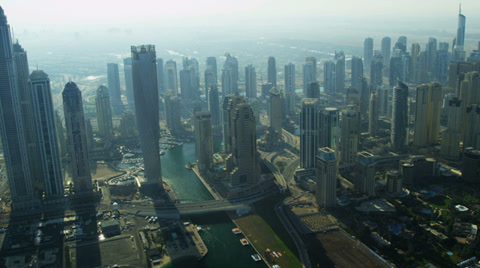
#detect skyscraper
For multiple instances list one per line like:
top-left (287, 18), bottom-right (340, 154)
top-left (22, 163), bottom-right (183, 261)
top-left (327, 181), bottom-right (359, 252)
top-left (224, 53), bottom-right (239, 92)
top-left (316, 147), bottom-right (337, 208)
top-left (306, 57), bottom-right (317, 80)
top-left (230, 102), bottom-right (257, 185)
top-left (441, 97), bottom-right (463, 159)
top-left (391, 81), bottom-right (409, 152)
top-left (381, 37), bottom-right (391, 69)
top-left (221, 68), bottom-right (233, 98)
top-left (267, 56), bottom-right (277, 87)
top-left (413, 82), bottom-right (442, 147)
top-left (323, 61), bottom-right (336, 94)
top-left (165, 95), bottom-right (182, 136)
top-left (180, 69), bottom-right (193, 102)
top-left (55, 110), bottom-right (67, 158)
top-left (464, 104), bottom-right (480, 150)
top-left (364, 37), bottom-right (374, 73)
top-left (107, 63), bottom-right (124, 115)
top-left (463, 148), bottom-right (480, 183)
top-left (123, 57), bottom-right (135, 110)
top-left (359, 77), bottom-right (370, 120)
top-left (156, 58), bottom-right (165, 94)
top-left (300, 99), bottom-right (319, 169)
top-left (63, 82), bottom-right (92, 192)
top-left (319, 107), bottom-right (339, 156)
top-left (223, 93), bottom-right (244, 153)
top-left (120, 110), bottom-right (137, 138)
top-left (284, 63), bottom-right (295, 94)
top-left (195, 111), bottom-right (213, 175)
top-left (96, 85), bottom-right (113, 139)
top-left (0, 7), bottom-right (35, 208)
top-left (208, 85), bottom-right (220, 129)
top-left (335, 51), bottom-right (345, 91)
top-left (340, 105), bottom-right (360, 166)
top-left (455, 6), bottom-right (466, 56)
top-left (355, 152), bottom-right (375, 197)
top-left (268, 87), bottom-right (282, 139)
top-left (131, 45), bottom-right (162, 188)
top-left (303, 57), bottom-right (316, 95)
top-left (351, 56), bottom-right (364, 91)
top-left (164, 60), bottom-right (178, 96)
top-left (306, 81), bottom-right (320, 99)
top-left (426, 37), bottom-right (437, 78)
top-left (370, 51), bottom-right (383, 87)
top-left (368, 91), bottom-right (378, 136)
top-left (245, 64), bottom-right (257, 98)
top-left (206, 57), bottom-right (217, 82)
top-left (30, 70), bottom-right (64, 198)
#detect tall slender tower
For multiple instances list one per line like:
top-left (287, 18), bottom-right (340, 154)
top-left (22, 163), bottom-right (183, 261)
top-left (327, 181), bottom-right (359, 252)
top-left (0, 7), bottom-right (35, 208)
top-left (300, 99), bottom-right (319, 169)
top-left (206, 57), bottom-right (217, 82)
top-left (391, 81), bottom-right (409, 152)
top-left (323, 61), bottom-right (336, 94)
top-left (156, 58), bottom-right (164, 94)
top-left (107, 63), bottom-right (124, 115)
top-left (364, 37), bottom-right (374, 73)
top-left (441, 97), bottom-right (463, 159)
top-left (195, 111), bottom-right (213, 175)
top-left (456, 5), bottom-right (466, 52)
top-left (368, 91), bottom-right (378, 136)
top-left (413, 82), bottom-right (442, 147)
top-left (267, 56), bottom-right (277, 87)
top-left (96, 85), bottom-right (113, 139)
top-left (355, 151), bottom-right (375, 197)
top-left (351, 56), bottom-right (364, 91)
top-left (123, 57), bottom-right (135, 110)
top-left (131, 45), bottom-right (162, 189)
top-left (63, 82), bottom-right (92, 192)
top-left (208, 85), bottom-right (220, 129)
top-left (303, 57), bottom-right (317, 95)
top-left (245, 64), bottom-right (257, 98)
top-left (268, 87), bottom-right (282, 139)
top-left (319, 107), bottom-right (339, 156)
top-left (335, 51), bottom-right (345, 91)
top-left (224, 53), bottom-right (239, 92)
top-left (316, 147), bottom-right (337, 208)
top-left (340, 105), bottom-right (360, 166)
top-left (381, 37), bottom-right (391, 69)
top-left (164, 60), bottom-right (178, 96)
top-left (30, 70), bottom-right (64, 198)
top-left (284, 63), bottom-right (295, 94)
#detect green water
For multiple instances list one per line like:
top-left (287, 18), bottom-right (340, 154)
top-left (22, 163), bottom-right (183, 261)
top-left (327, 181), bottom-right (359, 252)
top-left (160, 140), bottom-right (267, 268)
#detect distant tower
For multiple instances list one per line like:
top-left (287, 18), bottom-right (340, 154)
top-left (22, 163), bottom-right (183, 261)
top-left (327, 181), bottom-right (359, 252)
top-left (55, 110), bottom-right (67, 158)
top-left (455, 5), bottom-right (466, 54)
top-left (441, 97), bottom-right (463, 159)
top-left (351, 57), bottom-right (364, 91)
top-left (223, 93), bottom-right (244, 153)
top-left (245, 64), bottom-right (257, 98)
top-left (165, 95), bottom-right (182, 136)
top-left (316, 147), bottom-right (337, 208)
top-left (221, 68), bottom-right (233, 98)
top-left (107, 63), bottom-right (124, 115)
top-left (123, 57), bottom-right (135, 110)
top-left (85, 118), bottom-right (95, 152)
top-left (120, 110), bottom-right (137, 138)
top-left (319, 107), bottom-right (339, 156)
top-left (426, 38), bottom-right (438, 78)
top-left (268, 87), bottom-right (282, 140)
top-left (370, 51), bottom-right (383, 87)
top-left (306, 57), bottom-right (317, 80)
top-left (463, 148), bottom-right (480, 183)
top-left (284, 63), bottom-right (295, 94)
top-left (364, 37), bottom-right (374, 73)
top-left (131, 45), bottom-right (162, 188)
top-left (323, 61), bottom-right (336, 94)
top-left (300, 99), bottom-right (319, 169)
top-left (368, 91), bottom-right (378, 136)
top-left (30, 70), bottom-right (64, 199)
top-left (0, 7), bottom-right (36, 209)
top-left (464, 104), bottom-right (480, 150)
top-left (381, 37), bottom-right (391, 68)
top-left (63, 82), bottom-right (92, 192)
top-left (230, 102), bottom-right (257, 185)
top-left (180, 69), bottom-right (193, 102)
top-left (391, 81), bottom-right (409, 152)
top-left (156, 58), bottom-right (165, 94)
top-left (164, 60), bottom-right (178, 96)
top-left (355, 152), bottom-right (375, 197)
top-left (267, 56), bottom-right (277, 87)
top-left (306, 81), bottom-right (320, 99)
top-left (413, 82), bottom-right (442, 147)
top-left (195, 111), bottom-right (213, 175)
top-left (335, 51), bottom-right (345, 91)
top-left (208, 85), bottom-right (220, 129)
top-left (96, 85), bottom-right (113, 139)
top-left (303, 57), bottom-right (317, 95)
top-left (460, 72), bottom-right (480, 107)
top-left (206, 56), bottom-right (218, 82)
top-left (340, 105), bottom-right (360, 166)
top-left (398, 36), bottom-right (407, 47)
top-left (224, 53), bottom-right (239, 92)
top-left (359, 77), bottom-right (370, 120)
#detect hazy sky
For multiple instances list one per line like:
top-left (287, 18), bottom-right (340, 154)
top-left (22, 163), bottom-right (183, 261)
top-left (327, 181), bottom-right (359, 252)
top-left (3, 0), bottom-right (479, 33)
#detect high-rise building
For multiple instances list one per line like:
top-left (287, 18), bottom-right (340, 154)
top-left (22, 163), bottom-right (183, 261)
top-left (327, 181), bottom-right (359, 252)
top-left (120, 110), bottom-right (136, 138)
top-left (156, 58), bottom-right (164, 94)
top-left (85, 118), bottom-right (95, 152)
top-left (398, 36), bottom-right (407, 47)
top-left (319, 107), bottom-right (339, 157)
top-left (107, 63), bottom-right (124, 115)
top-left (464, 104), bottom-right (480, 150)
top-left (463, 148), bottom-right (480, 183)
top-left (230, 102), bottom-right (257, 185)
top-left (304, 57), bottom-right (317, 95)
top-left (55, 110), bottom-right (67, 158)
top-left (460, 72), bottom-right (480, 106)
top-left (370, 51), bottom-right (383, 87)
top-left (245, 64), bottom-right (257, 98)
top-left (316, 147), bottom-right (337, 208)
top-left (284, 63), bottom-right (295, 94)
top-left (364, 37), bottom-right (374, 72)
top-left (223, 93), bottom-right (244, 153)
top-left (30, 70), bottom-right (64, 198)
top-left (131, 45), bottom-right (162, 188)
top-left (180, 69), bottom-right (193, 102)
top-left (268, 87), bottom-right (282, 139)
top-left (164, 60), bottom-right (178, 96)
top-left (323, 61), bottom-right (336, 94)
top-left (0, 8), bottom-right (36, 209)
top-left (221, 68), bottom-right (233, 98)
top-left (355, 152), bottom-right (375, 197)
top-left (368, 91), bottom-right (378, 136)
top-left (426, 37), bottom-right (437, 78)
top-left (335, 51), bottom-right (345, 91)
top-left (389, 56), bottom-right (403, 86)
top-left (267, 56), bottom-right (276, 87)
top-left (306, 81), bottom-right (320, 99)
top-left (182, 57), bottom-right (200, 100)
top-left (391, 81), bottom-right (409, 152)
top-left (123, 57), bottom-right (135, 110)
top-left (413, 82), bottom-right (442, 147)
top-left (208, 85), bottom-right (220, 128)
top-left (224, 53), bottom-right (239, 92)
top-left (448, 61), bottom-right (474, 92)
top-left (96, 85), bottom-right (113, 139)
top-left (441, 97), bottom-right (463, 159)
top-left (377, 87), bottom-right (389, 117)
top-left (306, 57), bottom-right (317, 80)
top-left (351, 57), bottom-right (364, 91)
top-left (340, 105), bottom-right (360, 166)
top-left (411, 43), bottom-right (425, 84)
top-left (381, 37), bottom-right (391, 69)
top-left (205, 68), bottom-right (216, 104)
top-left (359, 77), bottom-right (370, 120)
top-left (455, 6), bottom-right (466, 56)
top-left (386, 170), bottom-right (403, 194)
top-left (206, 57), bottom-right (217, 82)
top-left (195, 111), bottom-right (213, 175)
top-left (300, 99), bottom-right (319, 169)
top-left (165, 95), bottom-right (182, 136)
top-left (63, 82), bottom-right (92, 192)
top-left (435, 49), bottom-right (449, 84)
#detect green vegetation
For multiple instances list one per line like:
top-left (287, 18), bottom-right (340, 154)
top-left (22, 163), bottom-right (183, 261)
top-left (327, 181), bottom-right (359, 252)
top-left (428, 195), bottom-right (451, 209)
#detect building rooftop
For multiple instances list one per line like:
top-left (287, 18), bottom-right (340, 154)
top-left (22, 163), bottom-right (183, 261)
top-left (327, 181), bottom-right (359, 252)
top-left (317, 147), bottom-right (336, 161)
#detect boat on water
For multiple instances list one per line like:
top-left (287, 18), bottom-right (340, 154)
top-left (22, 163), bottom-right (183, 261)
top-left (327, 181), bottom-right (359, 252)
top-left (240, 238), bottom-right (249, 246)
top-left (232, 228), bottom-right (241, 234)
top-left (251, 254), bottom-right (261, 262)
